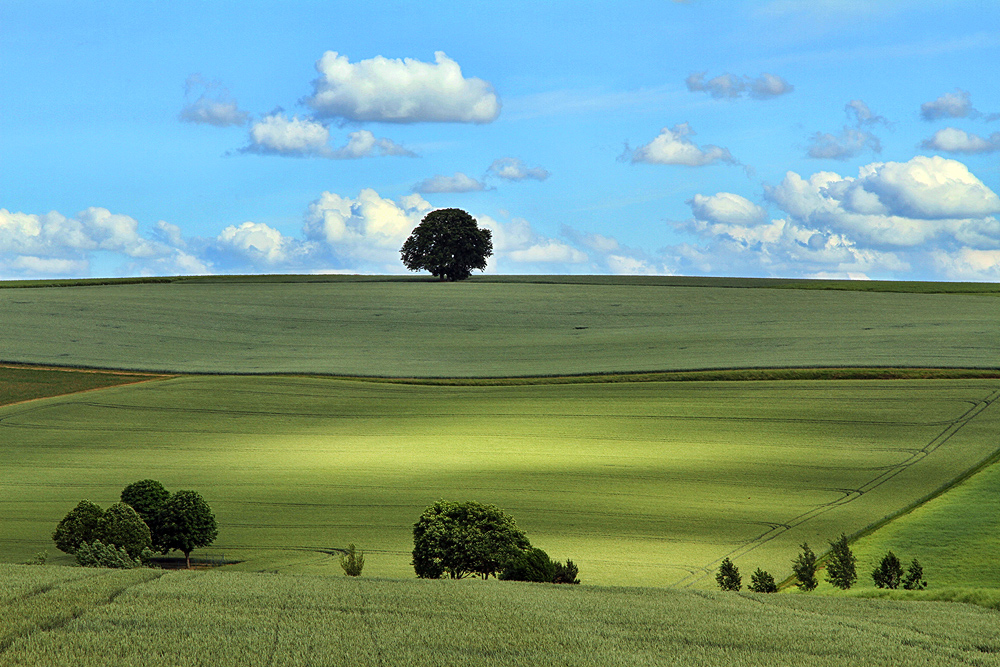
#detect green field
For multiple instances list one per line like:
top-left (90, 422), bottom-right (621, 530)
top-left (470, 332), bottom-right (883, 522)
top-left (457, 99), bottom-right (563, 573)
top-left (2, 276), bottom-right (999, 376)
top-left (4, 373), bottom-right (999, 588)
top-left (3, 563), bottom-right (1000, 667)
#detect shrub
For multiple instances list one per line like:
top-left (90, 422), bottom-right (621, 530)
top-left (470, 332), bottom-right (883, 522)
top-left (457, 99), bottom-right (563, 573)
top-left (749, 568), bottom-right (778, 593)
top-left (98, 502), bottom-right (152, 559)
top-left (826, 534), bottom-right (858, 590)
top-left (792, 542), bottom-right (818, 591)
top-left (871, 551), bottom-right (903, 589)
top-left (23, 551), bottom-right (47, 565)
top-left (902, 559), bottom-right (927, 590)
top-left (340, 543), bottom-right (365, 577)
top-left (75, 540), bottom-right (142, 569)
top-left (716, 557), bottom-right (742, 591)
top-left (553, 559), bottom-right (580, 585)
top-left (500, 548), bottom-right (557, 583)
top-left (53, 500), bottom-right (105, 555)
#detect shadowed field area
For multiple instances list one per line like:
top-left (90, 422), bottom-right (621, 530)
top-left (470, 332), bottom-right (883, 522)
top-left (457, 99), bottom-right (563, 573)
top-left (1, 276), bottom-right (999, 376)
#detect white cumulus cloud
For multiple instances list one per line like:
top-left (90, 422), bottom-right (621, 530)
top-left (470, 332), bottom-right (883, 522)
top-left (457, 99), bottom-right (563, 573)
top-left (625, 123), bottom-right (736, 166)
top-left (241, 114), bottom-right (415, 159)
top-left (920, 89), bottom-right (976, 121)
top-left (487, 157), bottom-right (550, 182)
top-left (303, 189), bottom-right (432, 269)
top-left (305, 51), bottom-right (500, 123)
top-left (413, 173), bottom-right (489, 194)
top-left (921, 127), bottom-right (1000, 154)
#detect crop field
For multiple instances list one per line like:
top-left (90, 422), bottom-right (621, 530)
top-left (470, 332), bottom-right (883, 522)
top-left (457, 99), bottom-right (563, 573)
top-left (3, 373), bottom-right (999, 588)
top-left (2, 276), bottom-right (1000, 376)
top-left (850, 449), bottom-right (1000, 589)
top-left (3, 564), bottom-right (1000, 667)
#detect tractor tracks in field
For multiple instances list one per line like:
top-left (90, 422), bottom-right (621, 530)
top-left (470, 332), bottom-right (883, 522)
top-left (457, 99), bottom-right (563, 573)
top-left (675, 385), bottom-right (1000, 589)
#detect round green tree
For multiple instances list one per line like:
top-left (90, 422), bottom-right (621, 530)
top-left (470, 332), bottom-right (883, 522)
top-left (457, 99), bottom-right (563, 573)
top-left (98, 502), bottom-right (152, 559)
top-left (52, 500), bottom-right (105, 555)
top-left (871, 551), bottom-right (904, 589)
top-left (121, 479), bottom-right (170, 526)
top-left (748, 567), bottom-right (778, 593)
top-left (412, 500), bottom-right (530, 579)
top-left (156, 490), bottom-right (218, 568)
top-left (400, 208), bottom-right (493, 281)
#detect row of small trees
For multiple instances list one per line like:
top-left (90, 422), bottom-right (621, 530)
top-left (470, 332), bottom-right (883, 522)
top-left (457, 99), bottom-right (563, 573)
top-left (53, 479), bottom-right (218, 569)
top-left (411, 500), bottom-right (579, 584)
top-left (717, 533), bottom-right (928, 592)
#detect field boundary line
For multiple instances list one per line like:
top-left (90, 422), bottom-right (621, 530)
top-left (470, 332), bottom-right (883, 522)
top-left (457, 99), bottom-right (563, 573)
top-left (0, 365), bottom-right (177, 410)
top-left (2, 362), bottom-right (1000, 384)
top-left (677, 385), bottom-right (1000, 589)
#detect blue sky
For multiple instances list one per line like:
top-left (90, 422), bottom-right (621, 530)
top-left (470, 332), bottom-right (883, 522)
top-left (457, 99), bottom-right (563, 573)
top-left (3, 0), bottom-right (1000, 280)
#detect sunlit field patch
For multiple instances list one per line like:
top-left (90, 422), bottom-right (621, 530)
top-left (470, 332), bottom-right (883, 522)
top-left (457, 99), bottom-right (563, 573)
top-left (3, 375), bottom-right (997, 588)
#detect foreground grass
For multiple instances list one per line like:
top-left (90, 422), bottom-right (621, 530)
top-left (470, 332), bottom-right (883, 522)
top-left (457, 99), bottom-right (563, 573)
top-left (2, 277), bottom-right (999, 376)
top-left (2, 564), bottom-right (999, 667)
top-left (4, 374), bottom-right (999, 588)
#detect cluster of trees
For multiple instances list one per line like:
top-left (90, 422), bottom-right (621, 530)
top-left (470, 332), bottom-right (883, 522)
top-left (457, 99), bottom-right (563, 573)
top-left (412, 500), bottom-right (579, 584)
top-left (718, 534), bottom-right (927, 593)
top-left (53, 479), bottom-right (217, 569)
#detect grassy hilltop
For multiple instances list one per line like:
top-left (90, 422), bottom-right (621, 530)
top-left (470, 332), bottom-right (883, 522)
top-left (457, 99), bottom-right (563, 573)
top-left (1, 275), bottom-right (999, 375)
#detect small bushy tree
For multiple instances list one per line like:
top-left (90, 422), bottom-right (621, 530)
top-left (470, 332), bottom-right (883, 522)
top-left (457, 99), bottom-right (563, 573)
top-left (902, 559), bottom-right (927, 590)
top-left (412, 500), bottom-right (530, 579)
top-left (825, 534), bottom-right (857, 590)
top-left (553, 559), bottom-right (580, 585)
top-left (500, 547), bottom-right (557, 583)
top-left (871, 551), bottom-right (903, 589)
top-left (98, 502), bottom-right (152, 559)
top-left (75, 540), bottom-right (146, 569)
top-left (156, 490), bottom-right (218, 568)
top-left (792, 542), bottom-right (818, 591)
top-left (340, 543), bottom-right (365, 577)
top-left (749, 568), bottom-right (778, 593)
top-left (716, 557), bottom-right (742, 591)
top-left (52, 500), bottom-right (104, 555)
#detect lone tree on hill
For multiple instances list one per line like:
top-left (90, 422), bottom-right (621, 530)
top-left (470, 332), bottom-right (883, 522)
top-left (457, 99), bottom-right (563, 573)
top-left (716, 557), bottom-right (742, 591)
top-left (825, 533), bottom-right (857, 590)
top-left (155, 490), bottom-right (218, 568)
top-left (412, 500), bottom-right (530, 579)
top-left (792, 542), bottom-right (818, 591)
top-left (400, 208), bottom-right (493, 281)
top-left (871, 551), bottom-right (904, 589)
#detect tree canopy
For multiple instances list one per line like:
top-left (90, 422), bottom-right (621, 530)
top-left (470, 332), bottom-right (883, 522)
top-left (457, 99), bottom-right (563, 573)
top-left (121, 479), bottom-right (170, 526)
top-left (156, 489), bottom-right (218, 568)
top-left (400, 208), bottom-right (493, 281)
top-left (412, 500), bottom-right (529, 579)
top-left (52, 500), bottom-right (104, 555)
top-left (825, 533), bottom-right (858, 590)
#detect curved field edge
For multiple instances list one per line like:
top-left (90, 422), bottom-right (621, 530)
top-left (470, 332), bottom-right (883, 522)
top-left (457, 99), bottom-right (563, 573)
top-left (3, 362), bottom-right (999, 385)
top-left (2, 564), bottom-right (1000, 667)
